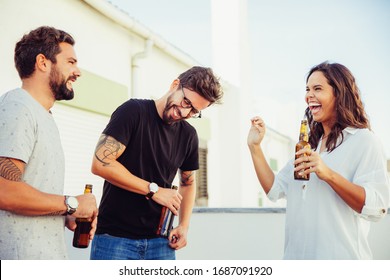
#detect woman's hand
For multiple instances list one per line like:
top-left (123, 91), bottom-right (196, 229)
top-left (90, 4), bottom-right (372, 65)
top-left (294, 148), bottom-right (331, 181)
top-left (247, 116), bottom-right (266, 147)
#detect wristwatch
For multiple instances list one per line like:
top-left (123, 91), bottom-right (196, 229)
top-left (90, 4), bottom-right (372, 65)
top-left (146, 182), bottom-right (159, 200)
top-left (64, 195), bottom-right (79, 215)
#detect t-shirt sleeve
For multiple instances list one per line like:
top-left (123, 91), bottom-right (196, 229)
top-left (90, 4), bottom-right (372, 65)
top-left (103, 100), bottom-right (139, 146)
top-left (0, 101), bottom-right (35, 163)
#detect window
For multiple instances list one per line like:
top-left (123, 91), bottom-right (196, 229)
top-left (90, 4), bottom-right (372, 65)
top-left (195, 146), bottom-right (208, 206)
top-left (269, 158), bottom-right (278, 172)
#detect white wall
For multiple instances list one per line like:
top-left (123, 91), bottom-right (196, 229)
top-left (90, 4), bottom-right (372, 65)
top-left (0, 0), bottom-right (195, 197)
top-left (180, 209), bottom-right (390, 260)
top-left (0, 0), bottom-right (294, 208)
top-left (65, 208), bottom-right (390, 260)
top-left (209, 0), bottom-right (255, 207)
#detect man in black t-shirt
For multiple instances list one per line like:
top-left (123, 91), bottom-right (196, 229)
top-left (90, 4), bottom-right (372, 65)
top-left (90, 66), bottom-right (223, 260)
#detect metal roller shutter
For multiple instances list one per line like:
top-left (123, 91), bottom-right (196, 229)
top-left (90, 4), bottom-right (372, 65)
top-left (52, 104), bottom-right (109, 203)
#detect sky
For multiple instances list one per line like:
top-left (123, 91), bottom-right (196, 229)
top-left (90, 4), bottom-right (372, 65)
top-left (108, 0), bottom-right (390, 157)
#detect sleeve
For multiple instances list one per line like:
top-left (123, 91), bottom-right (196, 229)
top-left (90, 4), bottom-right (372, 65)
top-left (267, 159), bottom-right (293, 202)
top-left (0, 101), bottom-right (36, 163)
top-left (102, 100), bottom-right (139, 146)
top-left (355, 134), bottom-right (389, 222)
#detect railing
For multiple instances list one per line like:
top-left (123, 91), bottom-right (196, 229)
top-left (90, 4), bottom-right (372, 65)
top-left (66, 208), bottom-right (390, 260)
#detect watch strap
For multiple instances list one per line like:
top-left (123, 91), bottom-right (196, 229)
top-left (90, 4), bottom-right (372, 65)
top-left (145, 191), bottom-right (155, 200)
top-left (64, 195), bottom-right (77, 215)
top-left (146, 182), bottom-right (158, 200)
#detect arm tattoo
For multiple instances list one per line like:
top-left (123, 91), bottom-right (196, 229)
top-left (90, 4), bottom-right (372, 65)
top-left (0, 158), bottom-right (22, 181)
top-left (94, 135), bottom-right (123, 166)
top-left (180, 171), bottom-right (195, 187)
top-left (0, 157), bottom-right (65, 216)
top-left (41, 210), bottom-right (66, 216)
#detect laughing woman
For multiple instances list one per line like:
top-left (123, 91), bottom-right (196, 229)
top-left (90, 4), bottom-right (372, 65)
top-left (247, 61), bottom-right (389, 259)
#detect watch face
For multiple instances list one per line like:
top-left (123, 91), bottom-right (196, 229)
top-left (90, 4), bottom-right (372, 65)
top-left (149, 183), bottom-right (158, 193)
top-left (68, 196), bottom-right (78, 209)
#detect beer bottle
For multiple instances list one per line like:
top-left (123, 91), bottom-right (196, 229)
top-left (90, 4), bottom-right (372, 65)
top-left (156, 185), bottom-right (178, 238)
top-left (294, 120), bottom-right (311, 180)
top-left (72, 184), bottom-right (93, 248)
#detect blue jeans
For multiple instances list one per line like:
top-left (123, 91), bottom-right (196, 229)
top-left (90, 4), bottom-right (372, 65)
top-left (90, 234), bottom-right (176, 260)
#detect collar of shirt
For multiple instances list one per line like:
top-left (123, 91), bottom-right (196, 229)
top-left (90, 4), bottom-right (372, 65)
top-left (344, 127), bottom-right (359, 135)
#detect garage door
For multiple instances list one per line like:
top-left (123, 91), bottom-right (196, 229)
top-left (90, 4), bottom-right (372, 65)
top-left (52, 103), bottom-right (109, 204)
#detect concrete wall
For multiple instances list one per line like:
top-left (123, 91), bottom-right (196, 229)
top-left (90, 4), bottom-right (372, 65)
top-left (178, 208), bottom-right (390, 260)
top-left (66, 208), bottom-right (390, 260)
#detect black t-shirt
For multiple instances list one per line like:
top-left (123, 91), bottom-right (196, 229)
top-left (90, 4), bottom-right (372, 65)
top-left (96, 99), bottom-right (199, 239)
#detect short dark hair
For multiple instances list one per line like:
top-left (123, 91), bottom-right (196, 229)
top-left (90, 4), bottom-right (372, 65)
top-left (14, 26), bottom-right (75, 79)
top-left (178, 66), bottom-right (223, 105)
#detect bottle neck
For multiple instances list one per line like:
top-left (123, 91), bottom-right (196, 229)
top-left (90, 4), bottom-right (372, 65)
top-left (299, 122), bottom-right (308, 142)
top-left (84, 185), bottom-right (93, 194)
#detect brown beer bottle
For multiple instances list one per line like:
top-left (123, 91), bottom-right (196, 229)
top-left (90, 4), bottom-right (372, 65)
top-left (294, 120), bottom-right (311, 180)
top-left (156, 185), bottom-right (178, 238)
top-left (72, 184), bottom-right (93, 248)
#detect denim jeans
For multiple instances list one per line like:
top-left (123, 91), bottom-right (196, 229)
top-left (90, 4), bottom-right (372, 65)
top-left (90, 234), bottom-right (176, 260)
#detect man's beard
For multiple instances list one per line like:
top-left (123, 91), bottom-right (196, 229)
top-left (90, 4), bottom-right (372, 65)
top-left (162, 104), bottom-right (175, 124)
top-left (162, 95), bottom-right (183, 124)
top-left (49, 65), bottom-right (75, 101)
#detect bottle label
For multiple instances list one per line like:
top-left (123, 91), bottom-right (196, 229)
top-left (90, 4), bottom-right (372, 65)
top-left (294, 120), bottom-right (310, 181)
top-left (73, 184), bottom-right (93, 248)
top-left (156, 185), bottom-right (178, 238)
top-left (294, 148), bottom-right (310, 181)
top-left (156, 207), bottom-right (174, 237)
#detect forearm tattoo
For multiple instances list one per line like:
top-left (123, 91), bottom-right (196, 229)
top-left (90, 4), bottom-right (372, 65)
top-left (41, 210), bottom-right (66, 216)
top-left (180, 171), bottom-right (195, 187)
top-left (94, 134), bottom-right (123, 166)
top-left (0, 158), bottom-right (22, 181)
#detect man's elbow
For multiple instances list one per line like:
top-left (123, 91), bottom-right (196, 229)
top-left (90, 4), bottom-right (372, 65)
top-left (91, 158), bottom-right (104, 177)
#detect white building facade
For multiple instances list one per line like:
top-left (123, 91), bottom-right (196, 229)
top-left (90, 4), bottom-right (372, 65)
top-left (0, 0), bottom-right (293, 208)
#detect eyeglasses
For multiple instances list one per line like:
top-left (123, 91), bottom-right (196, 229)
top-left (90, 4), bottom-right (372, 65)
top-left (180, 85), bottom-right (202, 118)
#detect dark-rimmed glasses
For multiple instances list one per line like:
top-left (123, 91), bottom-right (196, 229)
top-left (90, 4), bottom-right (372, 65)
top-left (180, 85), bottom-right (202, 118)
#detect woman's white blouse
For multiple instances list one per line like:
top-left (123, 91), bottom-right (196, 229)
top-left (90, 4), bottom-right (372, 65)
top-left (268, 127), bottom-right (389, 259)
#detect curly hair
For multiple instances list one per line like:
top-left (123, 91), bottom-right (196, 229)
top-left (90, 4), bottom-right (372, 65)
top-left (178, 66), bottom-right (224, 105)
top-left (14, 26), bottom-right (75, 79)
top-left (304, 61), bottom-right (370, 152)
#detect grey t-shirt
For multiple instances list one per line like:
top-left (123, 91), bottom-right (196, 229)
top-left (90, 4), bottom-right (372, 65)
top-left (0, 88), bottom-right (67, 259)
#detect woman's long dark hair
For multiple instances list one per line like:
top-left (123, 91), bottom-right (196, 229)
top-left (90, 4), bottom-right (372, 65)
top-left (304, 61), bottom-right (370, 152)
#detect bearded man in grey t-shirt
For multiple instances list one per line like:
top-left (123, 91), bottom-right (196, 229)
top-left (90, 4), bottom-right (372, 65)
top-left (0, 26), bottom-right (98, 259)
